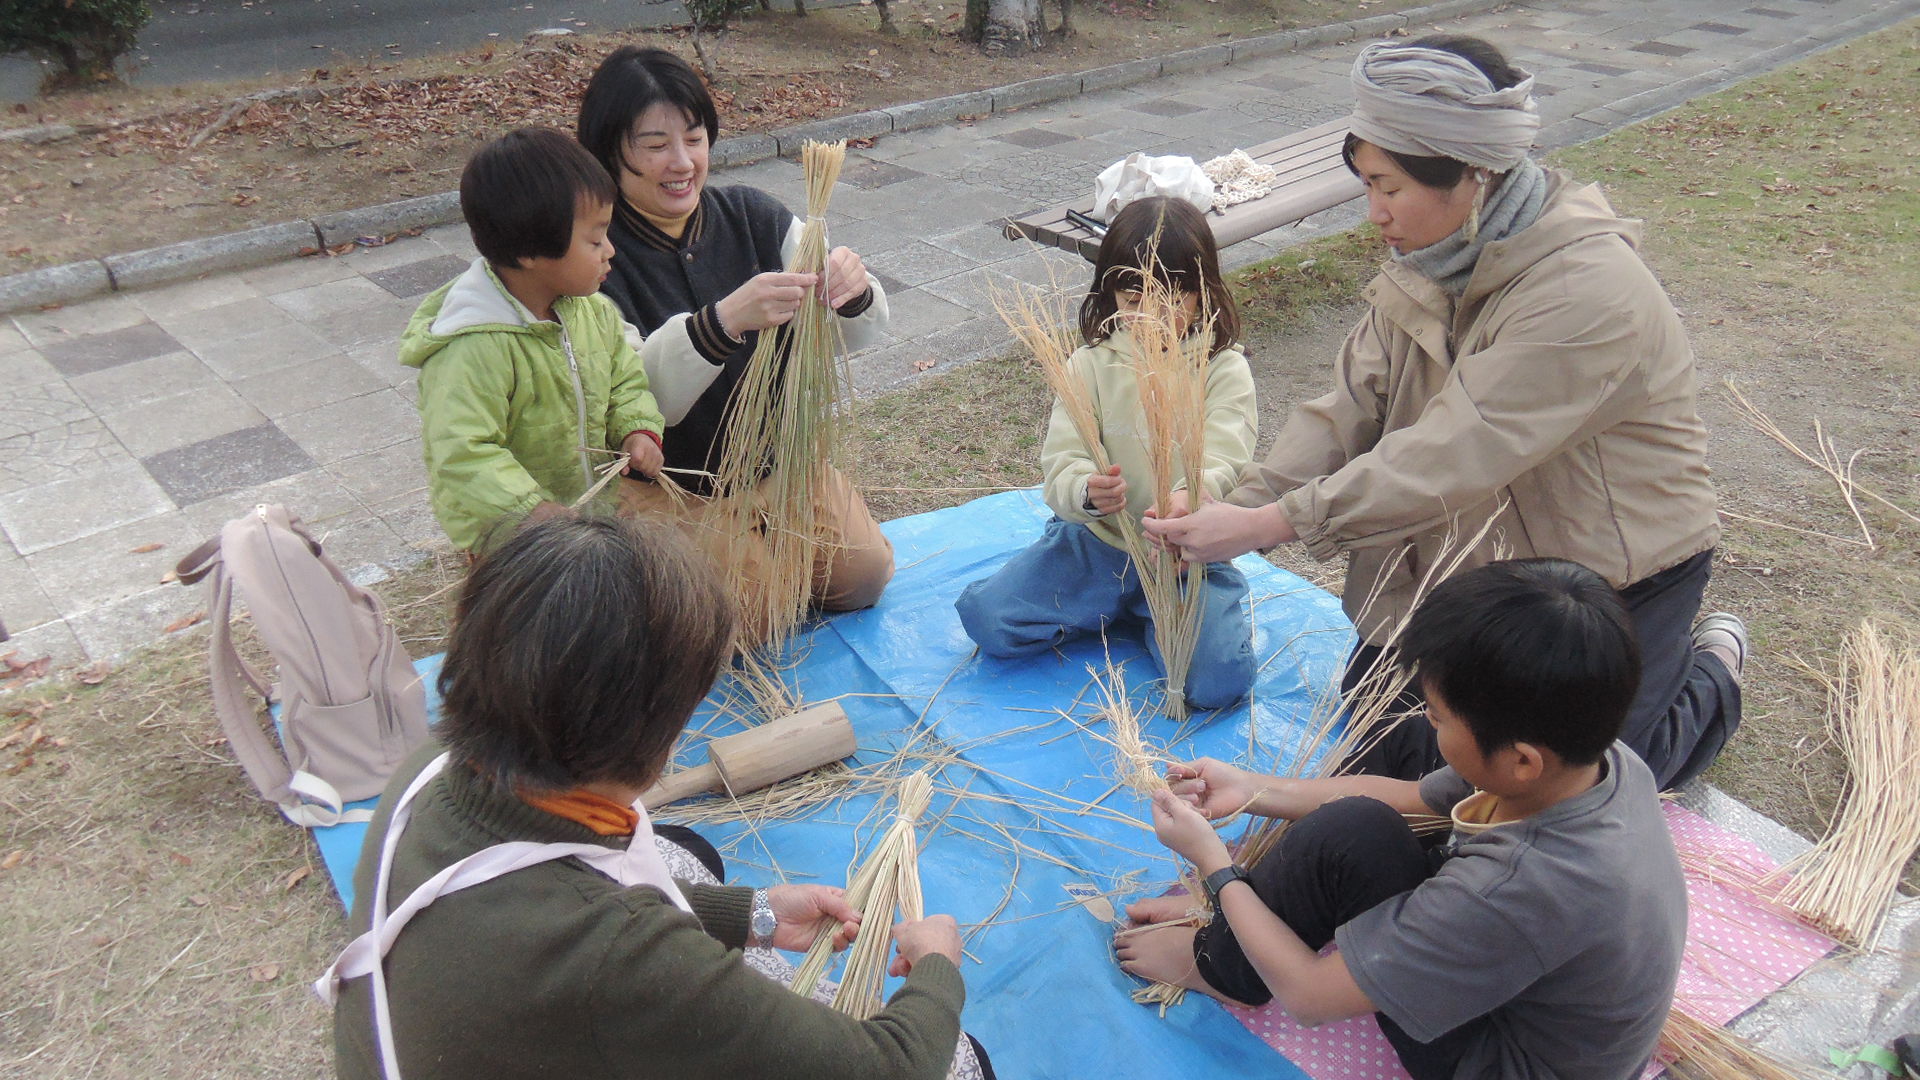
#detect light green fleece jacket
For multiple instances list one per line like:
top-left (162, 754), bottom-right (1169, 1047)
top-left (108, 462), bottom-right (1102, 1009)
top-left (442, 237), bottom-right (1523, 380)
top-left (400, 258), bottom-right (664, 551)
top-left (1041, 328), bottom-right (1258, 550)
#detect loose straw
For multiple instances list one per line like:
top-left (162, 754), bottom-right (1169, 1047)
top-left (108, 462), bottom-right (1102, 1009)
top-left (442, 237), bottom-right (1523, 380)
top-left (1724, 378), bottom-right (1920, 551)
top-left (1771, 620), bottom-right (1920, 948)
top-left (1658, 1009), bottom-right (1824, 1080)
top-left (1238, 510), bottom-right (1511, 867)
top-left (789, 771), bottom-right (934, 1019)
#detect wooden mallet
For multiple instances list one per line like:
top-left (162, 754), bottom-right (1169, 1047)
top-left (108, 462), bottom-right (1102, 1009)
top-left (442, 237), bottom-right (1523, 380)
top-left (641, 701), bottom-right (857, 809)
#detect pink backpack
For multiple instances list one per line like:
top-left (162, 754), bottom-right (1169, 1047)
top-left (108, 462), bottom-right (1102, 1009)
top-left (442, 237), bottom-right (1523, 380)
top-left (177, 505), bottom-right (429, 826)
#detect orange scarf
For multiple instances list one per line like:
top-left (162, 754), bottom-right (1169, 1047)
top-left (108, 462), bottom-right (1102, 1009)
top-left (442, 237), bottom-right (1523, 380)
top-left (521, 789), bottom-right (640, 837)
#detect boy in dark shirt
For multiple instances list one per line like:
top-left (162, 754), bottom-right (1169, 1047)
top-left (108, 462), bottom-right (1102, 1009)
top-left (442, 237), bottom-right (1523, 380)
top-left (1119, 557), bottom-right (1688, 1080)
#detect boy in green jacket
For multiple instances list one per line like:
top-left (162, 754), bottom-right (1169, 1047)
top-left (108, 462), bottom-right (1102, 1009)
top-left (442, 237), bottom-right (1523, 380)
top-left (402, 127), bottom-right (665, 552)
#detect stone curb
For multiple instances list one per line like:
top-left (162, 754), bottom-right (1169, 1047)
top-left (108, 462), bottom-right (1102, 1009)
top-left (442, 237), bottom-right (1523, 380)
top-left (0, 0), bottom-right (1510, 317)
top-left (105, 219), bottom-right (322, 291)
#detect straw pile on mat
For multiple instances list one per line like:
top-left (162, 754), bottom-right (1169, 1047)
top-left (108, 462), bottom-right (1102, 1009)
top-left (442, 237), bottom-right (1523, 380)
top-left (1659, 1009), bottom-right (1824, 1080)
top-left (1774, 619), bottom-right (1920, 948)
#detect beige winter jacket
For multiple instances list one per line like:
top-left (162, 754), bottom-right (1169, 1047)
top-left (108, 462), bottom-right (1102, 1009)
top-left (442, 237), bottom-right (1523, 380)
top-left (1230, 171), bottom-right (1718, 641)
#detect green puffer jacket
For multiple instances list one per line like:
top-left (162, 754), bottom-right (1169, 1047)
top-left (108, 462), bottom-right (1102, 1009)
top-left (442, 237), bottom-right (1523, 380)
top-left (401, 259), bottom-right (663, 551)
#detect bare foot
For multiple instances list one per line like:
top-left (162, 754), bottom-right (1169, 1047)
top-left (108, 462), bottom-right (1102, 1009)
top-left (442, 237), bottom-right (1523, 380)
top-left (1124, 893), bottom-right (1201, 926)
top-left (1112, 924), bottom-right (1240, 1005)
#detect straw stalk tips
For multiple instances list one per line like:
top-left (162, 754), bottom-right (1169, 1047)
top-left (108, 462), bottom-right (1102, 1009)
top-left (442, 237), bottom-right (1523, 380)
top-left (788, 771), bottom-right (934, 1018)
top-left (1771, 619), bottom-right (1920, 948)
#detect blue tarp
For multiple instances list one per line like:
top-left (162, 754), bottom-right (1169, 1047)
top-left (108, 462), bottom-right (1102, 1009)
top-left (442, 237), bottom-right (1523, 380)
top-left (311, 489), bottom-right (1357, 1080)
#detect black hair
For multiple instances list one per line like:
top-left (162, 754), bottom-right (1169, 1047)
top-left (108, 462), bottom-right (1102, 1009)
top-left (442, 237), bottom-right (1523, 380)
top-left (1395, 558), bottom-right (1641, 766)
top-left (576, 46), bottom-right (720, 185)
top-left (459, 126), bottom-right (616, 269)
top-left (438, 514), bottom-right (735, 792)
top-left (1078, 196), bottom-right (1241, 358)
top-left (1341, 35), bottom-right (1526, 190)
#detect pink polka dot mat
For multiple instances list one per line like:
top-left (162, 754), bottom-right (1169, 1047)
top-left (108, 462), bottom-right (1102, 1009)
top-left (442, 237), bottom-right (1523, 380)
top-left (1213, 802), bottom-right (1836, 1080)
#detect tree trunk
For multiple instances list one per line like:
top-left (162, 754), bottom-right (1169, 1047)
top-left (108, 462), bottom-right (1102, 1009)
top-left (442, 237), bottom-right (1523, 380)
top-left (963, 0), bottom-right (1044, 54)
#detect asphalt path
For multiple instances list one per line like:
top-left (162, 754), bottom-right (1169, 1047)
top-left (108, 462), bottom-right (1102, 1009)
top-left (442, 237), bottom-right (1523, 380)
top-left (3, 0), bottom-right (731, 105)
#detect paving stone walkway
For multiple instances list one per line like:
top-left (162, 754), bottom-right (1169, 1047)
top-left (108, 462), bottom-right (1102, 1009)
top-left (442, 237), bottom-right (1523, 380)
top-left (1, 0), bottom-right (1913, 666)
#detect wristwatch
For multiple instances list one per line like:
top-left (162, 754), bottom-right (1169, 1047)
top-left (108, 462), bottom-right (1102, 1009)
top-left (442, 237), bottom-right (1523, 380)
top-left (1202, 865), bottom-right (1252, 908)
top-left (747, 888), bottom-right (776, 948)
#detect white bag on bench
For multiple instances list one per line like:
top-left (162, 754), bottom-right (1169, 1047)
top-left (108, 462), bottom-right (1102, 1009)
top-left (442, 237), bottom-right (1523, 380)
top-left (1091, 152), bottom-right (1216, 220)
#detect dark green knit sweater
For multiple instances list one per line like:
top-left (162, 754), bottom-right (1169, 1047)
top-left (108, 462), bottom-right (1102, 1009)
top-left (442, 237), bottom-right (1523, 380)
top-left (333, 745), bottom-right (965, 1079)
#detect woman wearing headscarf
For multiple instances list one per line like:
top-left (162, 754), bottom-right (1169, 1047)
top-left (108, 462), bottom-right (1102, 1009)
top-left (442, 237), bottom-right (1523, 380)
top-left (1145, 35), bottom-right (1745, 789)
top-left (576, 46), bottom-right (895, 639)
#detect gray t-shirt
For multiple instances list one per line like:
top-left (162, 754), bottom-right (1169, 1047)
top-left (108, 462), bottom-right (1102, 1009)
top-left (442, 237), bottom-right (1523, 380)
top-left (1335, 743), bottom-right (1686, 1080)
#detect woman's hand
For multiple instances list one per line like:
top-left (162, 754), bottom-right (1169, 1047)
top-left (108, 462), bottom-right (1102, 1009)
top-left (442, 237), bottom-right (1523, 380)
top-left (1141, 489), bottom-right (1191, 551)
top-left (621, 432), bottom-right (664, 479)
top-left (822, 246), bottom-right (871, 311)
top-left (1166, 758), bottom-right (1266, 821)
top-left (1149, 789), bottom-right (1232, 873)
top-left (715, 271), bottom-right (821, 336)
top-left (1085, 465), bottom-right (1128, 516)
top-left (767, 884), bottom-right (862, 952)
top-left (889, 914), bottom-right (963, 977)
top-left (1142, 497), bottom-right (1297, 564)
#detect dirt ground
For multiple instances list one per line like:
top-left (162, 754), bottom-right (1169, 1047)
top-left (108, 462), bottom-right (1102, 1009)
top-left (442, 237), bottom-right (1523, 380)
top-left (1, 21), bottom-right (1915, 1080)
top-left (0, 0), bottom-right (1427, 277)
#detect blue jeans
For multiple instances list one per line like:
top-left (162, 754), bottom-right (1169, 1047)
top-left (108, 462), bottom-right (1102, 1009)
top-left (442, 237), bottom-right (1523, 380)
top-left (954, 518), bottom-right (1257, 710)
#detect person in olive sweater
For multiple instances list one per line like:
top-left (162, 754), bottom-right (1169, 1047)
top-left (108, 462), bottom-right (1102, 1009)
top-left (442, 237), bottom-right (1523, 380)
top-left (328, 515), bottom-right (986, 1080)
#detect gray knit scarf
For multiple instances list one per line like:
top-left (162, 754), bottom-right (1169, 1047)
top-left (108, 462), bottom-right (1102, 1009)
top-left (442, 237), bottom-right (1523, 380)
top-left (1395, 158), bottom-right (1549, 297)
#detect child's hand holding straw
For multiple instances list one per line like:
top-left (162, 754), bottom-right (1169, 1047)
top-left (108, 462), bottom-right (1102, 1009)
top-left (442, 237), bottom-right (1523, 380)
top-left (621, 431), bottom-right (665, 479)
top-left (1150, 788), bottom-right (1233, 874)
top-left (1086, 465), bottom-right (1129, 516)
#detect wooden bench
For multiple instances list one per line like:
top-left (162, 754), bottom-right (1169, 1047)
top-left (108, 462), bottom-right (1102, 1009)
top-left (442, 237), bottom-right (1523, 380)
top-left (1002, 119), bottom-right (1364, 260)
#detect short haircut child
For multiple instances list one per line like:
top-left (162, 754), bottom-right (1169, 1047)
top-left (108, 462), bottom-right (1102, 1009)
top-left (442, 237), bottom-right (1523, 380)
top-left (437, 514), bottom-right (734, 792)
top-left (1078, 196), bottom-right (1242, 358)
top-left (459, 126), bottom-right (617, 269)
top-left (1395, 557), bottom-right (1641, 765)
top-left (576, 46), bottom-right (720, 182)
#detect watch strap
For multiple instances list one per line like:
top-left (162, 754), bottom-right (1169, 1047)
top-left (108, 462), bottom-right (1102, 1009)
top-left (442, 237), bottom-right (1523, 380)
top-left (747, 887), bottom-right (776, 948)
top-left (1202, 864), bottom-right (1252, 906)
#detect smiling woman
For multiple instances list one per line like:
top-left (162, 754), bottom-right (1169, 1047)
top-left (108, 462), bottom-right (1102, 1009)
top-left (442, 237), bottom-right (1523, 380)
top-left (575, 46), bottom-right (898, 638)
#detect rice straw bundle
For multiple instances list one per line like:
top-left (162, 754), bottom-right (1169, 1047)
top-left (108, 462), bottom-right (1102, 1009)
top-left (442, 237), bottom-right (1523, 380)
top-left (1123, 266), bottom-right (1215, 718)
top-left (711, 139), bottom-right (854, 650)
top-left (1772, 620), bottom-right (1920, 947)
top-left (789, 770), bottom-right (934, 1018)
top-left (1658, 1009), bottom-right (1823, 1080)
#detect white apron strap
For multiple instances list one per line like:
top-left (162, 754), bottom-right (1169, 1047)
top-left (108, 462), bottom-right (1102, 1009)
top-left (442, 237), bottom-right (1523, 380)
top-left (314, 753), bottom-right (696, 1080)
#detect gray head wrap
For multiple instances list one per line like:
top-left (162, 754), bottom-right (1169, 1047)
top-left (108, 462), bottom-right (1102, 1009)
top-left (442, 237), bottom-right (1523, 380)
top-left (1347, 42), bottom-right (1539, 173)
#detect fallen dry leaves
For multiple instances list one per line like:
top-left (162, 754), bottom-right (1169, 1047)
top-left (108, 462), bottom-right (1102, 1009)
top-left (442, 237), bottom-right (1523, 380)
top-left (163, 610), bottom-right (207, 634)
